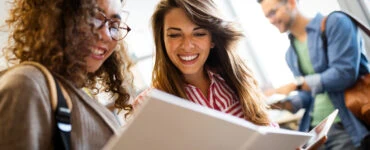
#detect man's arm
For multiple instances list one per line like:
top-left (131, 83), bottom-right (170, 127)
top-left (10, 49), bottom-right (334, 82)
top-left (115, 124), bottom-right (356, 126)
top-left (306, 13), bottom-right (361, 95)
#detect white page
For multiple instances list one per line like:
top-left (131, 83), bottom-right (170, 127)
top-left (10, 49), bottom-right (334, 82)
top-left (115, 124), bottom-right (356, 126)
top-left (104, 89), bottom-right (312, 150)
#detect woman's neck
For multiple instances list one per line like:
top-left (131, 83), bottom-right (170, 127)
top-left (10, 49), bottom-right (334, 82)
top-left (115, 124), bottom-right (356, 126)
top-left (184, 69), bottom-right (210, 98)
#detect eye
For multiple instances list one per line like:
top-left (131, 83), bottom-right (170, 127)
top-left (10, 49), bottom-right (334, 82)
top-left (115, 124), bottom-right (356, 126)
top-left (167, 33), bottom-right (182, 38)
top-left (92, 17), bottom-right (104, 28)
top-left (93, 12), bottom-right (106, 28)
top-left (110, 21), bottom-right (120, 29)
top-left (267, 8), bottom-right (278, 18)
top-left (110, 27), bottom-right (119, 33)
top-left (194, 32), bottom-right (207, 37)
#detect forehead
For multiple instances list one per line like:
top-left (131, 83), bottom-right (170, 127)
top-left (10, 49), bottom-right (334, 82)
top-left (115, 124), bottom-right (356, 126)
top-left (97, 0), bottom-right (122, 16)
top-left (260, 0), bottom-right (281, 14)
top-left (164, 8), bottom-right (198, 30)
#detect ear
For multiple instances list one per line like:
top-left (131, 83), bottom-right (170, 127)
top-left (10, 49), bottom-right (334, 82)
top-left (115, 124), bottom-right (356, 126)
top-left (211, 42), bottom-right (215, 49)
top-left (287, 0), bottom-right (297, 9)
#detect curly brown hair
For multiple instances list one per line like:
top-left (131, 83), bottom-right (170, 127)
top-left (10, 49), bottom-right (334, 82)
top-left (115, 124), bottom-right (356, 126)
top-left (4, 0), bottom-right (133, 115)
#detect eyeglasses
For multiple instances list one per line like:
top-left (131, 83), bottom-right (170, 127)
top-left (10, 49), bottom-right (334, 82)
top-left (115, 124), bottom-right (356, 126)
top-left (93, 11), bottom-right (131, 41)
top-left (266, 1), bottom-right (287, 19)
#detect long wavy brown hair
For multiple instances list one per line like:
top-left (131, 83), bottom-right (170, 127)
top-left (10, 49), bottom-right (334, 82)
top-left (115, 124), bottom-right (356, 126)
top-left (3, 0), bottom-right (133, 115)
top-left (151, 0), bottom-right (270, 125)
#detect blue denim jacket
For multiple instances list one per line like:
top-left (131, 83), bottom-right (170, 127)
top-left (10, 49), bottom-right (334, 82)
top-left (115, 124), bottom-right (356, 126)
top-left (285, 12), bottom-right (370, 147)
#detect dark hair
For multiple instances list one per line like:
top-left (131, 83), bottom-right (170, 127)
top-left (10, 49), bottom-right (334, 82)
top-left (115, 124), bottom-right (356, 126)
top-left (4, 0), bottom-right (133, 115)
top-left (151, 0), bottom-right (270, 126)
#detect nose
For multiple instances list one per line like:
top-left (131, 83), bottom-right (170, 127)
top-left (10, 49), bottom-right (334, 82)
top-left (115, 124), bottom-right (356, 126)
top-left (181, 36), bottom-right (195, 51)
top-left (98, 23), bottom-right (112, 42)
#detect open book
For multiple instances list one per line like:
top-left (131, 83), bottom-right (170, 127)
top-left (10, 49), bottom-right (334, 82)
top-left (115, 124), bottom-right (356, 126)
top-left (104, 89), bottom-right (337, 150)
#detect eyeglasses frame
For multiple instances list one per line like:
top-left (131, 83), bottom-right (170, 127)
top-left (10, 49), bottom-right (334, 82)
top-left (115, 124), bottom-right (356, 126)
top-left (95, 11), bottom-right (131, 41)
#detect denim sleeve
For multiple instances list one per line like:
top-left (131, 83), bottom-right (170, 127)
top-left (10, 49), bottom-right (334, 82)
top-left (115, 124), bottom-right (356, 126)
top-left (319, 13), bottom-right (360, 93)
top-left (286, 91), bottom-right (313, 113)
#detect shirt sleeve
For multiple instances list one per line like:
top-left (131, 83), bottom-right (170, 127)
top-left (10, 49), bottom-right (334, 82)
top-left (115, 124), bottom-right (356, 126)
top-left (309, 13), bottom-right (361, 95)
top-left (286, 91), bottom-right (313, 113)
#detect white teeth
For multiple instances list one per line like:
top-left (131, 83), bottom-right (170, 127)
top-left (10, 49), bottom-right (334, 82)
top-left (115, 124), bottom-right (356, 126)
top-left (91, 48), bottom-right (104, 55)
top-left (179, 55), bottom-right (198, 61)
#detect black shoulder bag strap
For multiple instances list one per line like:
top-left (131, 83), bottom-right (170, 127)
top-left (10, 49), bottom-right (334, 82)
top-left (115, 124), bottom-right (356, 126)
top-left (53, 77), bottom-right (71, 150)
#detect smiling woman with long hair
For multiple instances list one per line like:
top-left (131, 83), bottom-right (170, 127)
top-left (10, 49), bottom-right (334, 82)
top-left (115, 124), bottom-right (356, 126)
top-left (135, 0), bottom-right (272, 126)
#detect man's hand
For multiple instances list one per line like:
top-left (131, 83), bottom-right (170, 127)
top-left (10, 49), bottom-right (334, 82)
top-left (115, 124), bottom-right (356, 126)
top-left (275, 83), bottom-right (297, 95)
top-left (270, 100), bottom-right (294, 112)
top-left (264, 88), bottom-right (276, 97)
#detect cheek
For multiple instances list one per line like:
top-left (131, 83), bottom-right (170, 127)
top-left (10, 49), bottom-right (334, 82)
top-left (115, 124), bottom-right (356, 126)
top-left (108, 41), bottom-right (118, 54)
top-left (199, 38), bottom-right (213, 51)
top-left (164, 39), bottom-right (178, 53)
top-left (164, 42), bottom-right (178, 63)
top-left (277, 9), bottom-right (289, 21)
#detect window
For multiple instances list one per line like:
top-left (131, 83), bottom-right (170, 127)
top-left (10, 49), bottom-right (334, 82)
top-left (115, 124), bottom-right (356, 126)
top-left (364, 0), bottom-right (370, 15)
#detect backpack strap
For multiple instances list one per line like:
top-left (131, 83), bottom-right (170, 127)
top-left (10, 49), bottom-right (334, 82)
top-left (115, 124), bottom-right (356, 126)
top-left (320, 15), bottom-right (328, 51)
top-left (54, 79), bottom-right (71, 150)
top-left (19, 61), bottom-right (72, 150)
top-left (342, 11), bottom-right (370, 36)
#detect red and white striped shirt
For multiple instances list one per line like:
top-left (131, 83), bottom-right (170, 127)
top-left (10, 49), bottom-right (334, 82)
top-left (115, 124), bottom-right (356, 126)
top-left (134, 70), bottom-right (244, 119)
top-left (184, 70), bottom-right (244, 119)
top-left (133, 70), bottom-right (278, 127)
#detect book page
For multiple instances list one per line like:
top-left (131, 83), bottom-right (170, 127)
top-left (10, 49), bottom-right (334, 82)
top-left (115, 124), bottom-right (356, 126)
top-left (104, 89), bottom-right (312, 150)
top-left (241, 127), bottom-right (311, 150)
top-left (301, 109), bottom-right (338, 149)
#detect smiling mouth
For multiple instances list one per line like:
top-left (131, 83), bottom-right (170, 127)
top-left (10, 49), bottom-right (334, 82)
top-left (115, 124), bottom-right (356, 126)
top-left (90, 47), bottom-right (107, 56)
top-left (179, 54), bottom-right (199, 61)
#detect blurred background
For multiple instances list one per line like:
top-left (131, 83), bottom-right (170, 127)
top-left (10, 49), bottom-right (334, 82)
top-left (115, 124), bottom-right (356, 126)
top-left (0, 0), bottom-right (369, 128)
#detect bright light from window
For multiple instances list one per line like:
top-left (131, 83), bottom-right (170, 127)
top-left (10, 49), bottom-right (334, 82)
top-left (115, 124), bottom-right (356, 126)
top-left (364, 0), bottom-right (370, 14)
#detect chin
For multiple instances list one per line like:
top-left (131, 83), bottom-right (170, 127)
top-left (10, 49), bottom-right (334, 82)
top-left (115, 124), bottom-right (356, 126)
top-left (87, 64), bottom-right (102, 73)
top-left (87, 68), bottom-right (98, 73)
top-left (181, 69), bottom-right (200, 76)
top-left (278, 27), bottom-right (288, 33)
top-left (86, 59), bottom-right (104, 73)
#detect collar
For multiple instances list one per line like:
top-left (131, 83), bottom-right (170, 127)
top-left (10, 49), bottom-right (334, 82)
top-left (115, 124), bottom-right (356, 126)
top-left (288, 13), bottom-right (324, 40)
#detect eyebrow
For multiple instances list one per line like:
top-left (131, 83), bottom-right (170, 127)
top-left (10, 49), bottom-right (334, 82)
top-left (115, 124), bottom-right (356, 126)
top-left (97, 8), bottom-right (122, 20)
top-left (111, 14), bottom-right (122, 20)
top-left (166, 26), bottom-right (206, 31)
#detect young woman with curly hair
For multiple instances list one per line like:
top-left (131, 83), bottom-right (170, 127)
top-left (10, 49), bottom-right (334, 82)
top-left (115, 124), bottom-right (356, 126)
top-left (0, 0), bottom-right (133, 149)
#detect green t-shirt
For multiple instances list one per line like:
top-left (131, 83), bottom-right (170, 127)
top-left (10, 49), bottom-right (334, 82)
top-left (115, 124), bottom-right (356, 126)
top-left (294, 39), bottom-right (340, 126)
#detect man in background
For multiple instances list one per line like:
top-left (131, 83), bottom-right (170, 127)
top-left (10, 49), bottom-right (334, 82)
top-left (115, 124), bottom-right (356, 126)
top-left (257, 0), bottom-right (369, 149)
